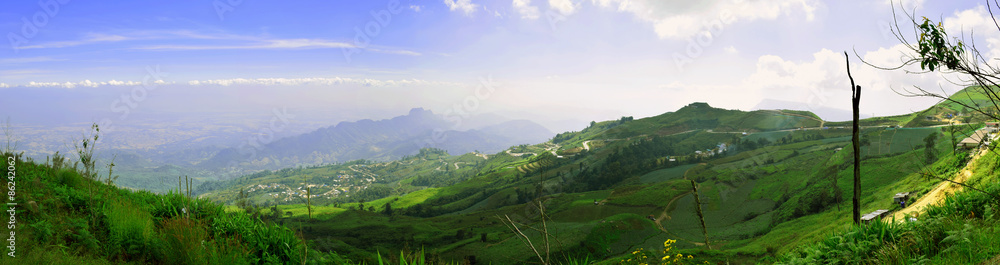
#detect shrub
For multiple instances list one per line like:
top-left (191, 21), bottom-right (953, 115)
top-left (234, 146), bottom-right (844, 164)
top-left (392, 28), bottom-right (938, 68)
top-left (211, 212), bottom-right (303, 263)
top-left (56, 169), bottom-right (82, 188)
top-left (65, 217), bottom-right (100, 254)
top-left (27, 220), bottom-right (53, 244)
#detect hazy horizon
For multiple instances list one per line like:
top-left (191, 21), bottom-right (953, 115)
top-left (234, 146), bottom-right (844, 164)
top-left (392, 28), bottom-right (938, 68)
top-left (3, 0), bottom-right (996, 161)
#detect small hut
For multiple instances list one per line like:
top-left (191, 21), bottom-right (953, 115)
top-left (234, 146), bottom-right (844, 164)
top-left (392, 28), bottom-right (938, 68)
top-left (861, 209), bottom-right (890, 223)
top-left (893, 192), bottom-right (911, 204)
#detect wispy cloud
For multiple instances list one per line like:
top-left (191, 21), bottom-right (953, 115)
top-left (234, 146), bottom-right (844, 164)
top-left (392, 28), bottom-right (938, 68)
top-left (2, 77), bottom-right (459, 89)
top-left (132, 39), bottom-right (355, 50)
top-left (0, 69), bottom-right (53, 79)
top-left (0, 56), bottom-right (65, 64)
top-left (19, 33), bottom-right (133, 49)
top-left (186, 77), bottom-right (459, 87)
top-left (19, 30), bottom-right (421, 56)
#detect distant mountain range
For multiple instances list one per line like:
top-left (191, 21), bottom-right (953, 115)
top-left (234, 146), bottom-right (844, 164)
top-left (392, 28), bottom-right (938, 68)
top-left (199, 108), bottom-right (553, 173)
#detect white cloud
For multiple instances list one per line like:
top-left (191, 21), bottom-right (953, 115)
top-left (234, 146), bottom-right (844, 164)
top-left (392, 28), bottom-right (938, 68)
top-left (20, 79), bottom-right (168, 89)
top-left (0, 83), bottom-right (9, 88)
top-left (185, 77), bottom-right (462, 87)
top-left (724, 45), bottom-right (738, 54)
top-left (548, 0), bottom-right (577, 15)
top-left (444, 0), bottom-right (479, 16)
top-left (592, 0), bottom-right (818, 39)
top-left (942, 5), bottom-right (1000, 67)
top-left (410, 5), bottom-right (422, 12)
top-left (513, 0), bottom-right (540, 19)
top-left (752, 46), bottom-right (957, 119)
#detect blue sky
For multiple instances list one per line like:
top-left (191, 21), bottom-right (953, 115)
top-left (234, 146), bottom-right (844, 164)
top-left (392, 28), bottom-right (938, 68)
top-left (0, 0), bottom-right (994, 128)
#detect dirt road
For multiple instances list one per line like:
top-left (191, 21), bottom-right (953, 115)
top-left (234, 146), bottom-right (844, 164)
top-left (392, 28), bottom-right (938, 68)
top-left (891, 148), bottom-right (987, 221)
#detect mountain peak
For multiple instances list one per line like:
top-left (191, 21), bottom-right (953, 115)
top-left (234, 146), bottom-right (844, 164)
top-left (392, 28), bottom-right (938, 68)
top-left (408, 107), bottom-right (432, 116)
top-left (676, 102), bottom-right (713, 113)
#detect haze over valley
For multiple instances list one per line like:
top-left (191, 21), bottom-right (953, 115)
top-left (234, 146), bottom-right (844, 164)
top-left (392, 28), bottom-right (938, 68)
top-left (5, 0), bottom-right (1000, 264)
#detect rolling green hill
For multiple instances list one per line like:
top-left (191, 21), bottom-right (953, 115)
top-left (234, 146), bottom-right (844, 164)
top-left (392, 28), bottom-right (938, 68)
top-left (17, 96), bottom-right (998, 264)
top-left (186, 100), bottom-right (1000, 264)
top-left (0, 152), bottom-right (361, 264)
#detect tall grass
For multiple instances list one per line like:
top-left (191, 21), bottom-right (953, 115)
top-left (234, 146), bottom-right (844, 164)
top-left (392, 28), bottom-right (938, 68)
top-left (103, 200), bottom-right (157, 261)
top-left (211, 211), bottom-right (304, 264)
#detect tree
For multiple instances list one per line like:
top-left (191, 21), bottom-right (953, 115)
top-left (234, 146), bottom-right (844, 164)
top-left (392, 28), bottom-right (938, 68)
top-left (846, 51), bottom-right (863, 225)
top-left (924, 132), bottom-right (938, 164)
top-left (944, 126), bottom-right (958, 154)
top-left (862, 2), bottom-right (1000, 202)
top-left (383, 203), bottom-right (393, 216)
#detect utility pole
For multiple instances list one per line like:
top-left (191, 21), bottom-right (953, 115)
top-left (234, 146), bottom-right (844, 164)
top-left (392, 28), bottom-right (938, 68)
top-left (846, 51), bottom-right (862, 225)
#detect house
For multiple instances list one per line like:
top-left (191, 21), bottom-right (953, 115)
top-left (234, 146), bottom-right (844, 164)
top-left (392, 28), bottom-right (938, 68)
top-left (987, 122), bottom-right (1000, 133)
top-left (861, 209), bottom-right (890, 223)
top-left (893, 192), bottom-right (911, 204)
top-left (958, 129), bottom-right (991, 149)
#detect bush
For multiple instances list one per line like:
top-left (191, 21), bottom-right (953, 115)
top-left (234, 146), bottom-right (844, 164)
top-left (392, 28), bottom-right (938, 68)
top-left (65, 217), bottom-right (100, 255)
top-left (28, 220), bottom-right (53, 244)
top-left (56, 169), bottom-right (82, 188)
top-left (211, 212), bottom-right (303, 263)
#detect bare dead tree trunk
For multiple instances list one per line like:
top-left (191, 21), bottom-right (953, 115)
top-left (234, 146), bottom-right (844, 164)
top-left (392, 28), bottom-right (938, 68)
top-left (691, 180), bottom-right (710, 250)
top-left (846, 51), bottom-right (862, 225)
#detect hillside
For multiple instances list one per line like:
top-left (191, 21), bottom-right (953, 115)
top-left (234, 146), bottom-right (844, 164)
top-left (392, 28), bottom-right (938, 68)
top-left (824, 86), bottom-right (1000, 128)
top-left (11, 99), bottom-right (998, 264)
top-left (191, 101), bottom-right (1000, 264)
top-left (1, 152), bottom-right (356, 264)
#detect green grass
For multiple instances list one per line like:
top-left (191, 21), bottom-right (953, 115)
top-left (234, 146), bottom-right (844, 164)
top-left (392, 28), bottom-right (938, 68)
top-left (638, 164), bottom-right (696, 183)
top-left (3, 152), bottom-right (337, 264)
top-left (606, 180), bottom-right (689, 207)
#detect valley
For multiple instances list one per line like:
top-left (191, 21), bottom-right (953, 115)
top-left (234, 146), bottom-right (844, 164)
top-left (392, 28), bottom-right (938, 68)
top-left (189, 99), bottom-right (999, 264)
top-left (9, 2), bottom-right (1000, 264)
